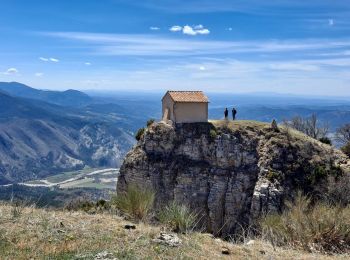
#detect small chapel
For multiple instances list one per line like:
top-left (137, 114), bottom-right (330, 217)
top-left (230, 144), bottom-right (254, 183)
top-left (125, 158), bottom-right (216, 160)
top-left (162, 91), bottom-right (209, 124)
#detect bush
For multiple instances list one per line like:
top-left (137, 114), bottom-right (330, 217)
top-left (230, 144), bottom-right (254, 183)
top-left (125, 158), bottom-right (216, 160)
top-left (319, 137), bottom-right (332, 145)
top-left (341, 142), bottom-right (350, 157)
top-left (64, 199), bottom-right (110, 213)
top-left (260, 192), bottom-right (350, 253)
top-left (323, 174), bottom-right (350, 206)
top-left (158, 202), bottom-right (198, 233)
top-left (209, 129), bottom-right (217, 140)
top-left (135, 128), bottom-right (145, 141)
top-left (266, 170), bottom-right (282, 182)
top-left (146, 119), bottom-right (155, 127)
top-left (303, 164), bottom-right (342, 187)
top-left (113, 185), bottom-right (155, 221)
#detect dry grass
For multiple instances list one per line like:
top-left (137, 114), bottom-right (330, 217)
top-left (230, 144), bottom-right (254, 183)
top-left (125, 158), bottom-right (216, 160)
top-left (158, 202), bottom-right (198, 233)
top-left (261, 193), bottom-right (350, 254)
top-left (210, 119), bottom-right (325, 144)
top-left (112, 184), bottom-right (155, 221)
top-left (0, 203), bottom-right (349, 259)
top-left (210, 120), bottom-right (268, 130)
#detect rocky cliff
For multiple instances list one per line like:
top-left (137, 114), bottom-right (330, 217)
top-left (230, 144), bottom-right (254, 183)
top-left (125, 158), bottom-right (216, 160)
top-left (118, 120), bottom-right (350, 237)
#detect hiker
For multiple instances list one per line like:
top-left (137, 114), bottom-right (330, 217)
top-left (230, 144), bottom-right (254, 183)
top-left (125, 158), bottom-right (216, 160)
top-left (224, 108), bottom-right (228, 119)
top-left (232, 108), bottom-right (237, 120)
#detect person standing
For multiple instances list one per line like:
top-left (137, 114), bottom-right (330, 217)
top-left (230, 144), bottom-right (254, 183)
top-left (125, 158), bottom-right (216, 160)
top-left (232, 108), bottom-right (237, 120)
top-left (224, 108), bottom-right (228, 119)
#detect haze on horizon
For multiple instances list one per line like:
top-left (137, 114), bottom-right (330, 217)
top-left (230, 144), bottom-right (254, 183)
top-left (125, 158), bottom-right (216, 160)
top-left (0, 0), bottom-right (349, 96)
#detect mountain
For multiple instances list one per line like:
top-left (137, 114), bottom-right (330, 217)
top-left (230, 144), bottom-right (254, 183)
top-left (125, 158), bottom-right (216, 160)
top-left (0, 82), bottom-right (93, 107)
top-left (0, 91), bottom-right (134, 185)
top-left (118, 120), bottom-right (350, 237)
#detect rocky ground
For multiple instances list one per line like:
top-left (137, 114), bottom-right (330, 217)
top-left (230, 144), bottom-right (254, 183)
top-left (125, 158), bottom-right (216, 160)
top-left (1, 204), bottom-right (348, 259)
top-left (118, 120), bottom-right (350, 237)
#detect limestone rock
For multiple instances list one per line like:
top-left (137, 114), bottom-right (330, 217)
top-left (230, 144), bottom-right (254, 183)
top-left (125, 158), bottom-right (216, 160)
top-left (118, 121), bottom-right (350, 237)
top-left (152, 232), bottom-right (182, 247)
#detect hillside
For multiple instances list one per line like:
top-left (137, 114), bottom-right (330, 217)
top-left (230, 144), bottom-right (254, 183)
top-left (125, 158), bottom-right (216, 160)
top-left (0, 82), bottom-right (92, 107)
top-left (0, 91), bottom-right (134, 184)
top-left (118, 120), bottom-right (350, 237)
top-left (0, 203), bottom-right (345, 259)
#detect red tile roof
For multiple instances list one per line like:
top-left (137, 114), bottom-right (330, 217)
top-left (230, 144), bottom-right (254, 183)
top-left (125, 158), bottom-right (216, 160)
top-left (163, 91), bottom-right (209, 103)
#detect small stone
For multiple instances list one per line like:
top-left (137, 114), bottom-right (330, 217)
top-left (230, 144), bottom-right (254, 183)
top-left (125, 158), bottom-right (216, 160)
top-left (221, 247), bottom-right (230, 255)
top-left (94, 251), bottom-right (116, 260)
top-left (246, 239), bottom-right (255, 246)
top-left (152, 232), bottom-right (182, 247)
top-left (124, 224), bottom-right (136, 230)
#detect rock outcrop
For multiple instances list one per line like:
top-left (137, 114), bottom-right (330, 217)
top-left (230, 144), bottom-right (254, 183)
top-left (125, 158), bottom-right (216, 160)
top-left (118, 120), bottom-right (350, 237)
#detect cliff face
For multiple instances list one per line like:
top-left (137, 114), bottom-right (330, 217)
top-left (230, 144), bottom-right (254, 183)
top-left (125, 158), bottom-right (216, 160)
top-left (118, 120), bottom-right (350, 237)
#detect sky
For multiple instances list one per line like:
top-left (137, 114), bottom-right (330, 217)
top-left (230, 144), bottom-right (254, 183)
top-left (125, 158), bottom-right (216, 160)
top-left (0, 0), bottom-right (349, 96)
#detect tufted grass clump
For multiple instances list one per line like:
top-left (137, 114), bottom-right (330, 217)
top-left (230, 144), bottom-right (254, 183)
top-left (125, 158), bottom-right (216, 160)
top-left (158, 202), bottom-right (198, 233)
top-left (260, 192), bottom-right (350, 253)
top-left (113, 185), bottom-right (155, 221)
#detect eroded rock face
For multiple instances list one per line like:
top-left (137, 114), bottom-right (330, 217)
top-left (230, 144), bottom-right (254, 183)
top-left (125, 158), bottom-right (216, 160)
top-left (118, 121), bottom-right (350, 237)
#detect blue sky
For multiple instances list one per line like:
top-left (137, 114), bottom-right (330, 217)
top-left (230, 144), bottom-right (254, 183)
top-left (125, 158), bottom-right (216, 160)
top-left (0, 0), bottom-right (349, 95)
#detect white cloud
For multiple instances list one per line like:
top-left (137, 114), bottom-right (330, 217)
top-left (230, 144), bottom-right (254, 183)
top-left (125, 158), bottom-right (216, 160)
top-left (85, 62), bottom-right (91, 66)
top-left (39, 57), bottom-right (59, 62)
top-left (35, 72), bottom-right (44, 77)
top-left (49, 58), bottom-right (59, 62)
top-left (328, 19), bottom-right (334, 26)
top-left (196, 28), bottom-right (210, 35)
top-left (182, 25), bottom-right (210, 35)
top-left (227, 27), bottom-right (233, 31)
top-left (44, 32), bottom-right (350, 57)
top-left (150, 26), bottom-right (160, 30)
top-left (199, 66), bottom-right (206, 71)
top-left (169, 25), bottom-right (182, 32)
top-left (4, 68), bottom-right (19, 75)
top-left (182, 25), bottom-right (197, 35)
top-left (194, 24), bottom-right (204, 29)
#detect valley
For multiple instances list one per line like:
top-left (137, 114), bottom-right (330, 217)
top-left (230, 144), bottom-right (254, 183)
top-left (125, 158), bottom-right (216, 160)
top-left (23, 167), bottom-right (119, 190)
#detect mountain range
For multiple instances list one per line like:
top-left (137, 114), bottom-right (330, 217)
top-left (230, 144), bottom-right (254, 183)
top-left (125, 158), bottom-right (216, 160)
top-left (0, 81), bottom-right (349, 185)
top-left (0, 82), bottom-right (135, 184)
top-left (0, 82), bottom-right (92, 107)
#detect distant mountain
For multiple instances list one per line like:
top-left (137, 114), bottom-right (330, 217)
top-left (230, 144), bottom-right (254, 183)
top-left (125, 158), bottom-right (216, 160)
top-left (0, 91), bottom-right (134, 185)
top-left (0, 82), bottom-right (93, 107)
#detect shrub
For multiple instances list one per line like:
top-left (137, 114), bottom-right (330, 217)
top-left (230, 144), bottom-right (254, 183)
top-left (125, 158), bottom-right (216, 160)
top-left (113, 185), bottom-right (155, 221)
top-left (11, 201), bottom-right (25, 219)
top-left (341, 142), bottom-right (350, 157)
top-left (305, 164), bottom-right (342, 187)
top-left (317, 174), bottom-right (350, 206)
top-left (209, 129), bottom-right (217, 140)
top-left (65, 199), bottom-right (111, 213)
top-left (319, 137), bottom-right (332, 145)
top-left (135, 128), bottom-right (145, 141)
top-left (260, 192), bottom-right (350, 253)
top-left (158, 202), bottom-right (198, 233)
top-left (146, 119), bottom-right (155, 127)
top-left (266, 170), bottom-right (282, 182)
